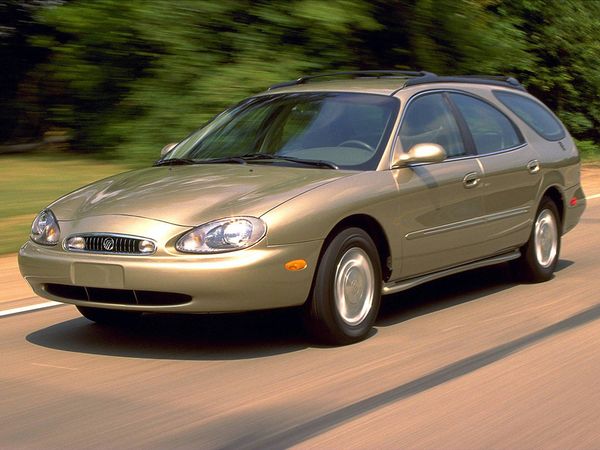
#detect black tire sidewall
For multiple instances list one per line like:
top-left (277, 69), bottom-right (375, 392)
top-left (307, 227), bottom-right (382, 344)
top-left (520, 198), bottom-right (561, 282)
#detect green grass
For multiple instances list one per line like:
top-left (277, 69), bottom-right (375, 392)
top-left (0, 154), bottom-right (126, 254)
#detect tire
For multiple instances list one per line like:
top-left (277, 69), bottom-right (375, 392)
top-left (77, 305), bottom-right (142, 326)
top-left (304, 227), bottom-right (382, 345)
top-left (513, 197), bottom-right (561, 283)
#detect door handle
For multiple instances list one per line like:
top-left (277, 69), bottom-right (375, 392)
top-left (463, 172), bottom-right (480, 189)
top-left (527, 159), bottom-right (540, 174)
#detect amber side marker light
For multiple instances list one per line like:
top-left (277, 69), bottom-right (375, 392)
top-left (285, 259), bottom-right (307, 271)
top-left (570, 197), bottom-right (578, 207)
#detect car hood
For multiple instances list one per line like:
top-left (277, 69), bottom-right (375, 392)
top-left (49, 164), bottom-right (353, 226)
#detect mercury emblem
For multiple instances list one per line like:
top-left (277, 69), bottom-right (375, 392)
top-left (102, 237), bottom-right (115, 251)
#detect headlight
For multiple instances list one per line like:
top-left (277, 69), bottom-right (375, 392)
top-left (176, 217), bottom-right (266, 254)
top-left (30, 209), bottom-right (60, 246)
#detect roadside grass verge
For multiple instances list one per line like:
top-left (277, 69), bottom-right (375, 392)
top-left (0, 154), bottom-right (126, 254)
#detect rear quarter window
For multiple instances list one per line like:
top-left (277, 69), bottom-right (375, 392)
top-left (493, 91), bottom-right (566, 141)
top-left (449, 93), bottom-right (523, 154)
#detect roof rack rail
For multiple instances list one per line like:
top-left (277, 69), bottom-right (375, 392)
top-left (268, 70), bottom-right (436, 90)
top-left (403, 74), bottom-right (525, 91)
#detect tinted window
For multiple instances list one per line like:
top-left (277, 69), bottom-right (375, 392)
top-left (400, 93), bottom-right (465, 158)
top-left (494, 91), bottom-right (565, 141)
top-left (167, 93), bottom-right (398, 171)
top-left (450, 93), bottom-right (523, 154)
top-left (279, 96), bottom-right (393, 156)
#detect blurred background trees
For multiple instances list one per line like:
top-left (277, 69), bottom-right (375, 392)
top-left (2, 0), bottom-right (600, 163)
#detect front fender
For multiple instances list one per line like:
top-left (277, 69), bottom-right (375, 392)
top-left (261, 170), bottom-right (401, 250)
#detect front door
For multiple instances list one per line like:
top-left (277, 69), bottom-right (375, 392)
top-left (393, 92), bottom-right (487, 278)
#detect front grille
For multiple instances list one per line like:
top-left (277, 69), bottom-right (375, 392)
top-left (84, 235), bottom-right (142, 254)
top-left (65, 234), bottom-right (155, 255)
top-left (44, 283), bottom-right (192, 306)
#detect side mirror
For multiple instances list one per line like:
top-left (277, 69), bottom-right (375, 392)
top-left (160, 142), bottom-right (177, 157)
top-left (392, 143), bottom-right (447, 168)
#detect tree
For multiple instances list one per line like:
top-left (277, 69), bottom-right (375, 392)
top-left (32, 0), bottom-right (378, 161)
top-left (4, 0), bottom-right (599, 160)
top-left (500, 0), bottom-right (600, 144)
top-left (0, 0), bottom-right (59, 142)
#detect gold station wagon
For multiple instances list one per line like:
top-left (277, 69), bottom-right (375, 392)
top-left (19, 71), bottom-right (586, 344)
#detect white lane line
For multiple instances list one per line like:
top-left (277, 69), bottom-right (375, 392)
top-left (586, 193), bottom-right (600, 200)
top-left (0, 301), bottom-right (62, 318)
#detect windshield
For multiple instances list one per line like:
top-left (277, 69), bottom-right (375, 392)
top-left (163, 92), bottom-right (399, 170)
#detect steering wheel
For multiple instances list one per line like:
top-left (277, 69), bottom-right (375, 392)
top-left (337, 140), bottom-right (375, 152)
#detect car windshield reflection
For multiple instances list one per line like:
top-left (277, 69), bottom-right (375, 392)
top-left (163, 93), bottom-right (399, 171)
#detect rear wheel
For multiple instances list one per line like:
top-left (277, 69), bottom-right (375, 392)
top-left (77, 306), bottom-right (142, 326)
top-left (304, 228), bottom-right (382, 345)
top-left (513, 197), bottom-right (561, 282)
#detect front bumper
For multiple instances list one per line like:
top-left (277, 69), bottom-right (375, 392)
top-left (18, 238), bottom-right (322, 313)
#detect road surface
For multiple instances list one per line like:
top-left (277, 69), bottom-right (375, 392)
top-left (2, 168), bottom-right (600, 449)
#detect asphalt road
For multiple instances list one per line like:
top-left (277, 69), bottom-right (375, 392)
top-left (2, 187), bottom-right (600, 448)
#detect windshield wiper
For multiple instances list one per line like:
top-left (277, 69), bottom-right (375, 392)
top-left (239, 153), bottom-right (339, 170)
top-left (154, 158), bottom-right (198, 166)
top-left (155, 154), bottom-right (337, 169)
top-left (154, 157), bottom-right (247, 167)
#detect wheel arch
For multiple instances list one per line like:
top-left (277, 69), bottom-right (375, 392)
top-left (541, 185), bottom-right (565, 231)
top-left (320, 214), bottom-right (392, 282)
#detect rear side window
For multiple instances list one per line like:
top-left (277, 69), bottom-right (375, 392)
top-left (494, 91), bottom-right (565, 141)
top-left (449, 93), bottom-right (523, 155)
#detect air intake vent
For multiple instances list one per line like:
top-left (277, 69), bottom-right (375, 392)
top-left (44, 284), bottom-right (191, 306)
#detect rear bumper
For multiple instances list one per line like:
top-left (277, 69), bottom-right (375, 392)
top-left (18, 239), bottom-right (322, 312)
top-left (563, 183), bottom-right (586, 235)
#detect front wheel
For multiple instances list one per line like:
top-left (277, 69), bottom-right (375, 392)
top-left (77, 305), bottom-right (142, 326)
top-left (513, 197), bottom-right (561, 282)
top-left (304, 228), bottom-right (382, 345)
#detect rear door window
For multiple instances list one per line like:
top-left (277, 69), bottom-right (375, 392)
top-left (449, 93), bottom-right (524, 155)
top-left (493, 91), bottom-right (565, 141)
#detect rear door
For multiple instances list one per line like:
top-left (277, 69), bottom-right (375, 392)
top-left (447, 92), bottom-right (541, 255)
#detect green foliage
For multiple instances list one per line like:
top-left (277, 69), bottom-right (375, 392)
top-left (501, 0), bottom-right (600, 144)
top-left (3, 0), bottom-right (600, 162)
top-left (408, 0), bottom-right (534, 75)
top-left (576, 140), bottom-right (600, 162)
top-left (31, 0), bottom-right (379, 163)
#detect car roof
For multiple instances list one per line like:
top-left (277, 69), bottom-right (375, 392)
top-left (262, 78), bottom-right (407, 96)
top-left (260, 72), bottom-right (526, 97)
